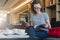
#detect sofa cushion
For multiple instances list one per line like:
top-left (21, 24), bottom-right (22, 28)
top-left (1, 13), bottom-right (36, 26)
top-left (48, 27), bottom-right (60, 37)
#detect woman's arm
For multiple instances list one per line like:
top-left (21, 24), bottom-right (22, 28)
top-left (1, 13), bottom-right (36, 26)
top-left (25, 21), bottom-right (34, 28)
top-left (44, 13), bottom-right (51, 29)
top-left (45, 18), bottom-right (51, 29)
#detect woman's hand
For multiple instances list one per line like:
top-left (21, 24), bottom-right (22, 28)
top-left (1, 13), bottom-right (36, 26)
top-left (24, 22), bottom-right (30, 28)
top-left (44, 24), bottom-right (51, 29)
top-left (26, 23), bottom-right (30, 27)
top-left (44, 24), bottom-right (49, 28)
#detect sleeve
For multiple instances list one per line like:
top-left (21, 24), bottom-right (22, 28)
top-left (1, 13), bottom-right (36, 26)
top-left (30, 16), bottom-right (33, 22)
top-left (44, 13), bottom-right (49, 21)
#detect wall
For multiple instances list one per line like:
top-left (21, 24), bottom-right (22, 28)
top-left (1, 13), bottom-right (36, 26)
top-left (10, 13), bottom-right (19, 25)
top-left (0, 10), bottom-right (8, 29)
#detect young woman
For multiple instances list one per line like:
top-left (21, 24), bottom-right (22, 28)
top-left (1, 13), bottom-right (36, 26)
top-left (26, 0), bottom-right (51, 39)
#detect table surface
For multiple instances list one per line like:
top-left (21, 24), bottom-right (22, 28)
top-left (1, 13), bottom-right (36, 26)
top-left (0, 35), bottom-right (29, 39)
top-left (0, 38), bottom-right (39, 40)
top-left (0, 35), bottom-right (39, 40)
top-left (0, 35), bottom-right (60, 40)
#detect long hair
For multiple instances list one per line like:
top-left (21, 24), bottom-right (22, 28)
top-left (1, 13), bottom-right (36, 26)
top-left (31, 0), bottom-right (45, 14)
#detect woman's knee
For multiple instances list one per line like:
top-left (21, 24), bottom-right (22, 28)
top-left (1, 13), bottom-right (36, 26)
top-left (28, 26), bottom-right (35, 33)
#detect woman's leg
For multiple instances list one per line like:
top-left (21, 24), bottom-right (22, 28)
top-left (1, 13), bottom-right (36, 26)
top-left (28, 26), bottom-right (36, 38)
top-left (36, 30), bottom-right (48, 39)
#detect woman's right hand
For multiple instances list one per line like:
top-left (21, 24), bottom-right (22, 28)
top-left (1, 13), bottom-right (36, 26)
top-left (25, 22), bottom-right (30, 28)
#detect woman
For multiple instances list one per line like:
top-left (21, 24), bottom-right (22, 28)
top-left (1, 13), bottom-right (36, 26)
top-left (26, 0), bottom-right (51, 39)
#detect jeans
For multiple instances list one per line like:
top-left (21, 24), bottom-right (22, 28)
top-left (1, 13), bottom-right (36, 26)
top-left (28, 26), bottom-right (48, 39)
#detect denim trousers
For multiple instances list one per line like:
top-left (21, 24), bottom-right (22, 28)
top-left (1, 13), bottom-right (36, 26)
top-left (28, 26), bottom-right (48, 39)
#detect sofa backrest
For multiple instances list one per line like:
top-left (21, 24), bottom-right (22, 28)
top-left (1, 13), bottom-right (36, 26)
top-left (50, 21), bottom-right (60, 27)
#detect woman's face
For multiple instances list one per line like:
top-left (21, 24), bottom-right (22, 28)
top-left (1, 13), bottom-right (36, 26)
top-left (34, 3), bottom-right (41, 13)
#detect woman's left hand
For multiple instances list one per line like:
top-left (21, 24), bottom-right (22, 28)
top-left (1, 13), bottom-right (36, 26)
top-left (44, 24), bottom-right (51, 29)
top-left (44, 24), bottom-right (48, 28)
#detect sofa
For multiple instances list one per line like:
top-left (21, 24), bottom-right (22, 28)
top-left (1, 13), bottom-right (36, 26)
top-left (43, 21), bottom-right (60, 40)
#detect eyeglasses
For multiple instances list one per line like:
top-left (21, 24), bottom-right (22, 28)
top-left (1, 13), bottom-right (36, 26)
top-left (34, 7), bottom-right (40, 9)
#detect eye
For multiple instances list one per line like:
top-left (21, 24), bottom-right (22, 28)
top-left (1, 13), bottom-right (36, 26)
top-left (34, 7), bottom-right (40, 9)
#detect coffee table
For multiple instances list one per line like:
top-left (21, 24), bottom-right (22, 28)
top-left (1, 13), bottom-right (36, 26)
top-left (0, 35), bottom-right (39, 40)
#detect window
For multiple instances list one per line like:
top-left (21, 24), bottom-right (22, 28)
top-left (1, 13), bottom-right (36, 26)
top-left (19, 14), bottom-right (28, 23)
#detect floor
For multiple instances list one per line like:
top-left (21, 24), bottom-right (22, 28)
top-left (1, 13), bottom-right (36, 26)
top-left (44, 37), bottom-right (60, 40)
